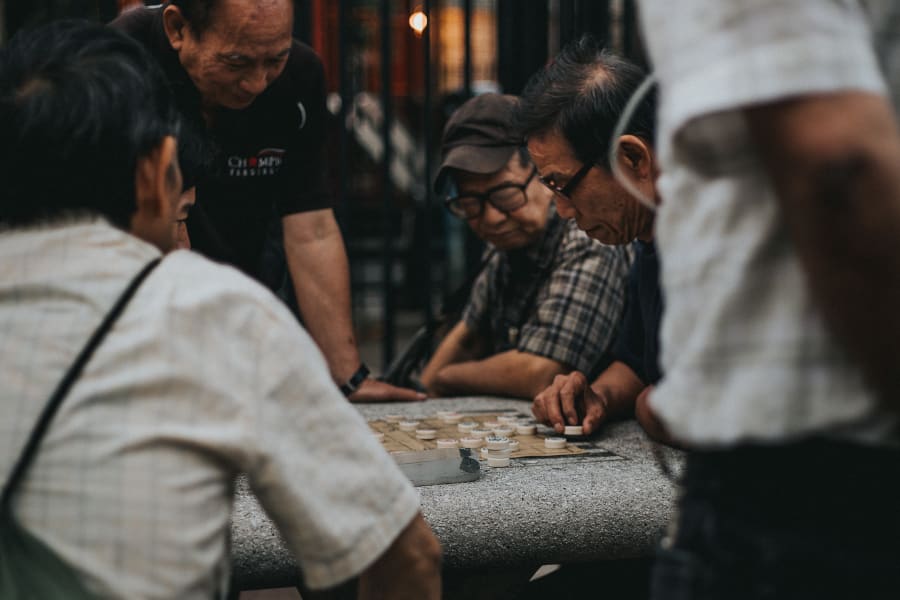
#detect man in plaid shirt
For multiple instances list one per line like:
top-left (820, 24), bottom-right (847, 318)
top-left (421, 93), bottom-right (632, 399)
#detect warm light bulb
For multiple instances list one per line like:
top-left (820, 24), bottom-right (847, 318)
top-left (409, 10), bottom-right (428, 35)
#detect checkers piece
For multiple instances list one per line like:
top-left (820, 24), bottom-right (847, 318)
top-left (460, 437), bottom-right (484, 449)
top-left (487, 456), bottom-right (511, 468)
top-left (544, 437), bottom-right (567, 449)
top-left (516, 424), bottom-right (537, 436)
top-left (485, 436), bottom-right (510, 450)
top-left (415, 428), bottom-right (438, 440)
top-left (564, 425), bottom-right (584, 436)
top-left (458, 421), bottom-right (478, 433)
top-left (398, 420), bottom-right (420, 432)
top-left (437, 438), bottom-right (459, 448)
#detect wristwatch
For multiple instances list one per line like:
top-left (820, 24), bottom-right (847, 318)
top-left (340, 363), bottom-right (370, 397)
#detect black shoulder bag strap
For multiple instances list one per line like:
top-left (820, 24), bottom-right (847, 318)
top-left (1, 257), bottom-right (162, 507)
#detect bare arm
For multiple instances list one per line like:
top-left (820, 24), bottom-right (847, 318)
top-left (420, 320), bottom-right (488, 392)
top-left (283, 209), bottom-right (423, 402)
top-left (427, 347), bottom-right (569, 399)
top-left (746, 92), bottom-right (900, 408)
top-left (358, 513), bottom-right (442, 600)
top-left (533, 361), bottom-right (645, 434)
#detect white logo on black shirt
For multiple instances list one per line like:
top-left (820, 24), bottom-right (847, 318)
top-left (226, 148), bottom-right (286, 177)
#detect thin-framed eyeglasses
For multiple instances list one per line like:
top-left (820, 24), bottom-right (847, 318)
top-left (444, 168), bottom-right (537, 219)
top-left (536, 158), bottom-right (597, 200)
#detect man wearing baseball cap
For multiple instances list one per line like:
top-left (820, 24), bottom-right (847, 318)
top-left (421, 93), bottom-right (632, 399)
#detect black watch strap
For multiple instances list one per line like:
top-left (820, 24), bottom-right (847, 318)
top-left (340, 363), bottom-right (370, 397)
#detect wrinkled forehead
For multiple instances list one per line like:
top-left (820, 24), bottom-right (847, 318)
top-left (204, 0), bottom-right (294, 50)
top-left (527, 130), bottom-right (579, 173)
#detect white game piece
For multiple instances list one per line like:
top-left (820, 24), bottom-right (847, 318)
top-left (544, 437), bottom-right (567, 449)
top-left (508, 439), bottom-right (520, 452)
top-left (564, 425), bottom-right (584, 436)
top-left (460, 437), bottom-right (484, 449)
top-left (399, 420), bottom-right (420, 431)
top-left (497, 415), bottom-right (518, 425)
top-left (470, 428), bottom-right (492, 439)
top-left (384, 414), bottom-right (403, 423)
top-left (458, 421), bottom-right (478, 433)
top-left (415, 428), bottom-right (437, 440)
top-left (492, 427), bottom-right (514, 438)
top-left (487, 456), bottom-right (511, 467)
top-left (372, 431), bottom-right (385, 442)
top-left (516, 424), bottom-right (537, 436)
top-left (485, 436), bottom-right (510, 450)
top-left (486, 447), bottom-right (512, 458)
top-left (483, 420), bottom-right (502, 429)
top-left (437, 438), bottom-right (459, 448)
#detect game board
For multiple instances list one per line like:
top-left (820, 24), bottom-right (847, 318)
top-left (370, 410), bottom-right (586, 459)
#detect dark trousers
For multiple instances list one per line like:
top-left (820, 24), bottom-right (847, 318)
top-left (651, 439), bottom-right (900, 600)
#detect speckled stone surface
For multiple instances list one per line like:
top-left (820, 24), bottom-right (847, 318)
top-left (231, 397), bottom-right (683, 590)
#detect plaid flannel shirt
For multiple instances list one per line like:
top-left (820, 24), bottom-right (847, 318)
top-left (462, 207), bottom-right (632, 377)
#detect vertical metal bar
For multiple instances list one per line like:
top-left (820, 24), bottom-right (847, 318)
top-left (422, 0), bottom-right (434, 331)
top-left (463, 0), bottom-right (472, 98)
top-left (381, 0), bottom-right (396, 367)
top-left (337, 0), bottom-right (351, 229)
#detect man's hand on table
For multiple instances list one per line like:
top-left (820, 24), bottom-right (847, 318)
top-left (349, 378), bottom-right (427, 403)
top-left (532, 371), bottom-right (610, 435)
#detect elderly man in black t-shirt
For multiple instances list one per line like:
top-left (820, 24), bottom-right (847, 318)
top-left (112, 0), bottom-right (422, 402)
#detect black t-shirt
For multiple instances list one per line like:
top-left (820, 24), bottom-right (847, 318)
top-left (613, 240), bottom-right (664, 385)
top-left (112, 7), bottom-right (332, 285)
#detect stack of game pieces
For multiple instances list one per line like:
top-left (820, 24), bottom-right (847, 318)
top-left (483, 435), bottom-right (512, 467)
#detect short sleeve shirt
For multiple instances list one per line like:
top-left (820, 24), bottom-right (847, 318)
top-left (0, 221), bottom-right (420, 598)
top-left (638, 0), bottom-right (900, 445)
top-left (462, 209), bottom-right (632, 378)
top-left (112, 7), bottom-right (332, 280)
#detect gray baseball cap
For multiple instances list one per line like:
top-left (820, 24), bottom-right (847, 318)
top-left (434, 93), bottom-right (523, 193)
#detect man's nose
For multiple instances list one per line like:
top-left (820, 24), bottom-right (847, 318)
top-left (555, 194), bottom-right (577, 219)
top-left (240, 69), bottom-right (269, 96)
top-left (479, 201), bottom-right (507, 226)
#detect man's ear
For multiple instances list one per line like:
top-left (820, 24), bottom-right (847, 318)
top-left (134, 136), bottom-right (179, 221)
top-left (616, 134), bottom-right (655, 182)
top-left (162, 5), bottom-right (189, 50)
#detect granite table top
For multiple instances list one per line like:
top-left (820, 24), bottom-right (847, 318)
top-left (230, 396), bottom-right (683, 590)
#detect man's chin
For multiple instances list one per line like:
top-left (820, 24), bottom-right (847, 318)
top-left (585, 224), bottom-right (629, 246)
top-left (223, 96), bottom-right (256, 110)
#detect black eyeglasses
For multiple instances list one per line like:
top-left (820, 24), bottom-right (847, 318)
top-left (444, 168), bottom-right (537, 219)
top-left (536, 159), bottom-right (597, 200)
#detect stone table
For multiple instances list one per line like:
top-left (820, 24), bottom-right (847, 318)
top-left (230, 396), bottom-right (683, 595)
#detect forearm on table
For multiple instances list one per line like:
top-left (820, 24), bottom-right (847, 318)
top-left (746, 93), bottom-right (900, 407)
top-left (420, 321), bottom-right (486, 390)
top-left (592, 360), bottom-right (647, 420)
top-left (283, 210), bottom-right (360, 382)
top-left (431, 349), bottom-right (569, 399)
